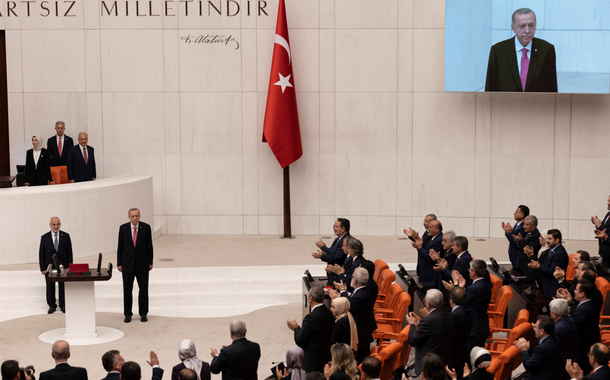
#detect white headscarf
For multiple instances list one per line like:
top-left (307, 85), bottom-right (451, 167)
top-left (32, 134), bottom-right (44, 152)
top-left (178, 339), bottom-right (203, 380)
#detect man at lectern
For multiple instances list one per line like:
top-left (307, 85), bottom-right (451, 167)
top-left (117, 208), bottom-right (154, 323)
top-left (39, 216), bottom-right (73, 314)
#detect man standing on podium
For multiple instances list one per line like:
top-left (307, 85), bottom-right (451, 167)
top-left (39, 217), bottom-right (73, 314)
top-left (117, 208), bottom-right (154, 323)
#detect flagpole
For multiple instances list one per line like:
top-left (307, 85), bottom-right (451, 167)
top-left (282, 165), bottom-right (293, 238)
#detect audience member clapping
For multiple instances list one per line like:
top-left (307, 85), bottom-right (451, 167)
top-left (330, 297), bottom-right (358, 351)
top-left (274, 346), bottom-right (306, 380)
top-left (323, 344), bottom-right (358, 380)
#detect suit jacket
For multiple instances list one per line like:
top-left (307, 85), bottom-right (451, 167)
top-left (39, 230), bottom-right (73, 271)
top-left (66, 144), bottom-right (96, 182)
top-left (294, 304), bottom-right (335, 372)
top-left (517, 228), bottom-right (542, 281)
top-left (337, 256), bottom-right (363, 292)
top-left (554, 316), bottom-right (578, 378)
top-left (537, 244), bottom-right (569, 299)
top-left (464, 369), bottom-right (494, 380)
top-left (451, 305), bottom-right (473, 371)
top-left (151, 367), bottom-right (163, 380)
top-left (407, 308), bottom-right (455, 374)
top-left (332, 315), bottom-right (351, 346)
top-left (341, 286), bottom-right (376, 348)
top-left (506, 221), bottom-right (525, 268)
top-left (320, 234), bottom-right (350, 266)
top-left (442, 251), bottom-right (473, 287)
top-left (366, 279), bottom-right (378, 301)
top-left (417, 233), bottom-right (443, 287)
top-left (25, 148), bottom-right (53, 186)
top-left (485, 37), bottom-right (558, 92)
top-left (171, 362), bottom-right (210, 380)
top-left (598, 212), bottom-right (610, 259)
top-left (117, 221), bottom-right (154, 273)
top-left (521, 335), bottom-right (562, 380)
top-left (210, 338), bottom-right (261, 380)
top-left (40, 363), bottom-right (88, 380)
top-left (329, 370), bottom-right (350, 380)
top-left (101, 372), bottom-right (120, 380)
top-left (571, 299), bottom-right (601, 369)
top-left (583, 366), bottom-right (610, 380)
top-left (47, 134), bottom-right (74, 166)
top-left (466, 279), bottom-right (492, 338)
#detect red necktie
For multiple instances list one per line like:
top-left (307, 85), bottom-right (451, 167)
top-left (133, 226), bottom-right (137, 247)
top-left (520, 48), bottom-right (529, 91)
top-left (58, 137), bottom-right (62, 158)
top-left (83, 147), bottom-right (88, 164)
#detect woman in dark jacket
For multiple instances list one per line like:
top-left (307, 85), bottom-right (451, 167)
top-left (171, 339), bottom-right (210, 380)
top-left (331, 297), bottom-right (358, 355)
top-left (25, 134), bottom-right (53, 186)
top-left (323, 343), bottom-right (359, 380)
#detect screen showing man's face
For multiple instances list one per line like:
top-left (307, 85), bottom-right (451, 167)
top-left (512, 12), bottom-right (537, 47)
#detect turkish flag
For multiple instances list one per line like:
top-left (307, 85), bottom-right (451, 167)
top-left (262, 0), bottom-right (302, 169)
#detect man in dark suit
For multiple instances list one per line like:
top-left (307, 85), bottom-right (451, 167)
top-left (516, 215), bottom-right (542, 281)
top-left (312, 218), bottom-right (350, 270)
top-left (406, 289), bottom-right (454, 374)
top-left (210, 319), bottom-right (261, 380)
top-left (117, 208), bottom-right (154, 323)
top-left (592, 195), bottom-right (610, 263)
top-left (412, 220), bottom-right (443, 287)
top-left (361, 260), bottom-right (379, 300)
top-left (435, 236), bottom-right (473, 288)
top-left (66, 132), bottom-right (96, 182)
top-left (403, 214), bottom-right (437, 246)
top-left (449, 286), bottom-right (472, 380)
top-left (39, 216), bottom-right (73, 314)
top-left (501, 205), bottom-right (529, 269)
top-left (485, 8), bottom-right (557, 92)
top-left (47, 121), bottom-right (74, 167)
top-left (329, 267), bottom-right (376, 363)
top-left (40, 340), bottom-right (88, 380)
top-left (326, 237), bottom-right (364, 293)
top-left (101, 350), bottom-right (124, 380)
top-left (516, 316), bottom-right (562, 380)
top-left (286, 286), bottom-right (335, 372)
top-left (549, 299), bottom-right (577, 380)
top-left (527, 229), bottom-right (569, 299)
top-left (120, 352), bottom-right (163, 380)
top-left (566, 343), bottom-right (610, 380)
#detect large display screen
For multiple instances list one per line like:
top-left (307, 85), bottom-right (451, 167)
top-left (445, 0), bottom-right (610, 93)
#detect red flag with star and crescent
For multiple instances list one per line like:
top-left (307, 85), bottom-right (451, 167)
top-left (262, 0), bottom-right (302, 168)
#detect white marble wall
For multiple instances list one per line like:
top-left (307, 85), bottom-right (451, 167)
top-left (6, 0), bottom-right (609, 240)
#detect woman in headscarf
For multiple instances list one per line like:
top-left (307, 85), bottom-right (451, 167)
top-left (171, 339), bottom-right (210, 380)
top-left (323, 343), bottom-right (359, 380)
top-left (24, 134), bottom-right (53, 186)
top-left (330, 297), bottom-right (358, 354)
top-left (445, 346), bottom-right (493, 380)
top-left (275, 346), bottom-right (306, 380)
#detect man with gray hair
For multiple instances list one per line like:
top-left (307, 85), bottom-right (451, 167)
top-left (406, 289), bottom-right (454, 374)
top-left (550, 298), bottom-right (577, 379)
top-left (210, 319), bottom-right (261, 380)
top-left (101, 349), bottom-right (124, 380)
top-left (66, 131), bottom-right (96, 182)
top-left (39, 340), bottom-right (88, 380)
top-left (517, 215), bottom-right (542, 280)
top-left (286, 286), bottom-right (335, 372)
top-left (329, 267), bottom-right (376, 363)
top-left (485, 8), bottom-right (557, 92)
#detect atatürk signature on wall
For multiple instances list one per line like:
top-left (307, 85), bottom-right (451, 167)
top-left (181, 34), bottom-right (239, 49)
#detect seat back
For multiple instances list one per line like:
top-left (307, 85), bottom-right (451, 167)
top-left (50, 165), bottom-right (69, 184)
top-left (489, 285), bottom-right (513, 328)
top-left (377, 269), bottom-right (396, 299)
top-left (376, 283), bottom-right (403, 311)
top-left (489, 274), bottom-right (503, 305)
top-left (374, 259), bottom-right (389, 283)
top-left (380, 292), bottom-right (411, 333)
top-left (498, 346), bottom-right (522, 380)
top-left (486, 357), bottom-right (504, 380)
top-left (396, 326), bottom-right (411, 368)
top-left (566, 254), bottom-right (576, 282)
top-left (378, 341), bottom-right (402, 380)
top-left (596, 276), bottom-right (610, 322)
top-left (512, 309), bottom-right (530, 328)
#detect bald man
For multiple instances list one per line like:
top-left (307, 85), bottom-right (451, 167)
top-left (39, 217), bottom-right (73, 314)
top-left (40, 340), bottom-right (88, 380)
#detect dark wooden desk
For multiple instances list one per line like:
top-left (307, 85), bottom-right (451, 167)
top-left (301, 275), bottom-right (331, 320)
top-left (507, 283), bottom-right (550, 326)
top-left (0, 175), bottom-right (15, 188)
top-left (394, 270), bottom-right (423, 312)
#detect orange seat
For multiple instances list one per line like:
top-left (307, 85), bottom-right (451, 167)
top-left (50, 165), bottom-right (69, 184)
top-left (373, 292), bottom-right (411, 339)
top-left (377, 341), bottom-right (402, 380)
top-left (488, 285), bottom-right (513, 329)
top-left (374, 259), bottom-right (389, 284)
top-left (376, 269), bottom-right (396, 302)
top-left (487, 320), bottom-right (532, 354)
top-left (496, 346), bottom-right (522, 380)
top-left (489, 309), bottom-right (529, 341)
top-left (487, 274), bottom-right (503, 311)
top-left (372, 326), bottom-right (411, 369)
top-left (486, 357), bottom-right (503, 380)
top-left (566, 254), bottom-right (576, 282)
top-left (596, 277), bottom-right (610, 324)
top-left (375, 283), bottom-right (404, 317)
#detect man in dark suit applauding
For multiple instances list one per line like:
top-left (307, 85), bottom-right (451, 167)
top-left (592, 195), bottom-right (610, 263)
top-left (516, 215), bottom-right (542, 280)
top-left (407, 289), bottom-right (454, 374)
top-left (39, 216), bottom-right (73, 314)
top-left (501, 205), bottom-right (529, 269)
top-left (449, 287), bottom-right (472, 380)
top-left (40, 340), bottom-right (88, 380)
top-left (527, 229), bottom-right (569, 299)
top-left (66, 132), bottom-right (96, 182)
top-left (566, 343), bottom-right (610, 380)
top-left (287, 286), bottom-right (335, 372)
top-left (210, 319), bottom-right (261, 380)
top-left (117, 208), bottom-right (154, 323)
top-left (47, 121), bottom-right (74, 167)
top-left (312, 218), bottom-right (351, 286)
top-left (516, 316), bottom-right (562, 380)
